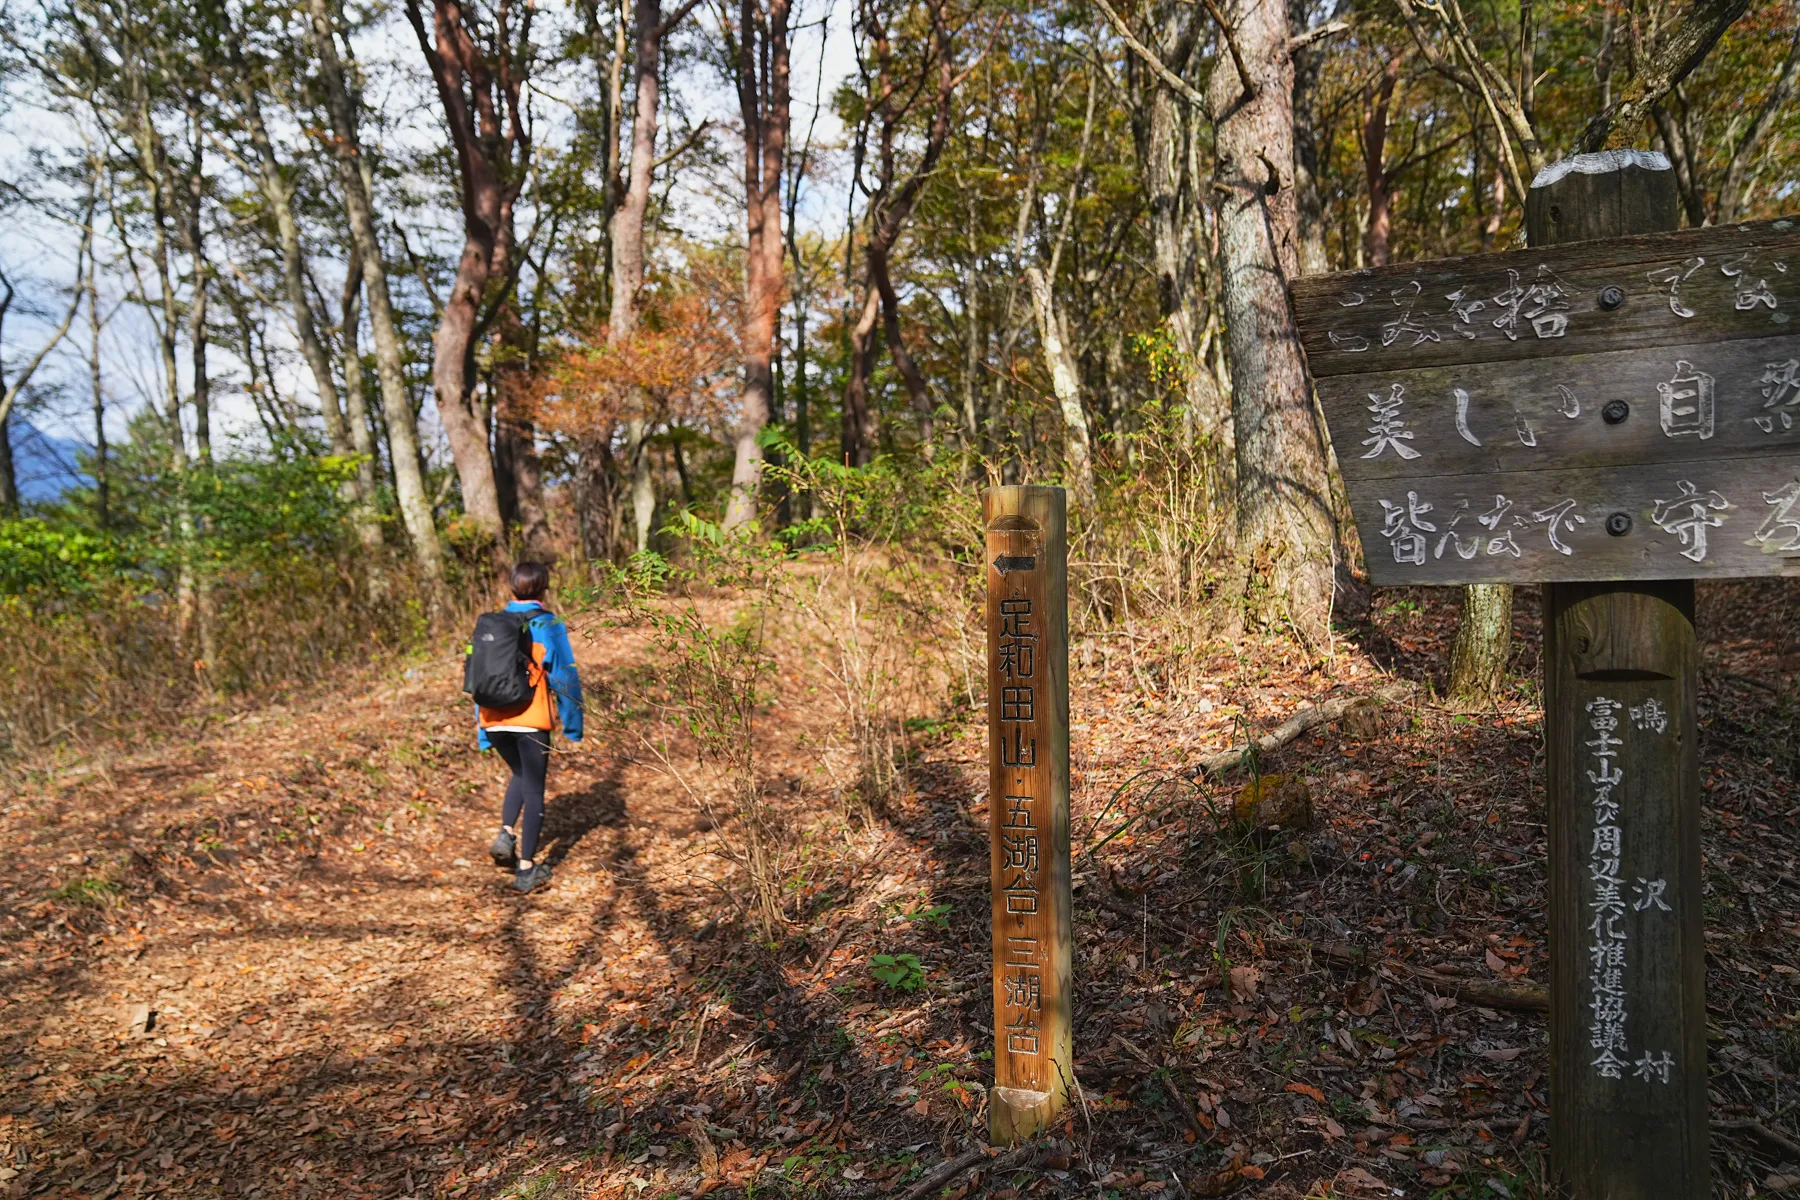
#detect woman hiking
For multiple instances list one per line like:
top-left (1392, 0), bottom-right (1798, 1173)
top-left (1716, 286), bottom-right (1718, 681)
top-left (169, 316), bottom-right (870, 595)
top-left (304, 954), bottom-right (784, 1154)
top-left (466, 561), bottom-right (584, 894)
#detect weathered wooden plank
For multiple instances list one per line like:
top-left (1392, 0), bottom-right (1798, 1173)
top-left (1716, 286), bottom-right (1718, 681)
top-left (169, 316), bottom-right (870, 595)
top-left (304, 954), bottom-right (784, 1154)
top-left (1349, 457), bottom-right (1800, 585)
top-left (1320, 332), bottom-right (1800, 483)
top-left (985, 486), bottom-right (1072, 1146)
top-left (1291, 217), bottom-right (1800, 380)
top-left (1546, 582), bottom-right (1709, 1200)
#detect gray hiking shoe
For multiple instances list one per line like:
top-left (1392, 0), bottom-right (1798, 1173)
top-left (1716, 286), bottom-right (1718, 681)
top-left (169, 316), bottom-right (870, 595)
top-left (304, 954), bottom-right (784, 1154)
top-left (512, 862), bottom-right (552, 894)
top-left (489, 829), bottom-right (517, 868)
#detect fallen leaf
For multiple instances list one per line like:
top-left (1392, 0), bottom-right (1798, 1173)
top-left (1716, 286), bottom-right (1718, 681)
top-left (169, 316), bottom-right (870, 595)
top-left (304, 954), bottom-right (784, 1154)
top-left (1284, 1082), bottom-right (1325, 1103)
top-left (1228, 966), bottom-right (1261, 1003)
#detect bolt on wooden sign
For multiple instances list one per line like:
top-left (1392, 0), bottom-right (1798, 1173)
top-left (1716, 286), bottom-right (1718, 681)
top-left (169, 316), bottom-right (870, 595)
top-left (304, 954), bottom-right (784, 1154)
top-left (1291, 216), bottom-right (1800, 584)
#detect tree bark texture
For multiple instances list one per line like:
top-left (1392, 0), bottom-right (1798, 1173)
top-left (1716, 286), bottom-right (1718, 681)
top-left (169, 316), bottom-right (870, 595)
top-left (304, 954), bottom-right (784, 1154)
top-left (406, 0), bottom-right (534, 541)
top-left (338, 255), bottom-right (386, 552)
top-left (1209, 0), bottom-right (1335, 642)
top-left (1130, 20), bottom-right (1229, 459)
top-left (308, 0), bottom-right (444, 583)
top-left (610, 0), bottom-right (664, 550)
top-left (1287, 0), bottom-right (1330, 277)
top-left (725, 0), bottom-right (791, 529)
top-left (1024, 266), bottom-right (1095, 507)
top-left (842, 286), bottom-right (882, 466)
top-left (1448, 582), bottom-right (1512, 701)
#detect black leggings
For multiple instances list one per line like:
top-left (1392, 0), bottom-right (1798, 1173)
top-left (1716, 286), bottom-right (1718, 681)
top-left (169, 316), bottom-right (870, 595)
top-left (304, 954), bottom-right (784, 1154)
top-left (489, 730), bottom-right (550, 862)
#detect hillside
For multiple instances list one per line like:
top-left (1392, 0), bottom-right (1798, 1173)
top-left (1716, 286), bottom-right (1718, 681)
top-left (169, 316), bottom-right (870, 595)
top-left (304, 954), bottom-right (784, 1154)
top-left (3, 579), bottom-right (1799, 1198)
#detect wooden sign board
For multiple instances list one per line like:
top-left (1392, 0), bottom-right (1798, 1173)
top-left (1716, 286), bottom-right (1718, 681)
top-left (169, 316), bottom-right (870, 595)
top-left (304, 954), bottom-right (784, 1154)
top-left (1291, 217), bottom-right (1800, 585)
top-left (984, 486), bottom-right (1073, 1145)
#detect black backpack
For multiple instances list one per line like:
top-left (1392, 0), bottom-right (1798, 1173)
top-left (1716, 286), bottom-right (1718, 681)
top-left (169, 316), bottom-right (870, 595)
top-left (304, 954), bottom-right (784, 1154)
top-left (463, 610), bottom-right (541, 708)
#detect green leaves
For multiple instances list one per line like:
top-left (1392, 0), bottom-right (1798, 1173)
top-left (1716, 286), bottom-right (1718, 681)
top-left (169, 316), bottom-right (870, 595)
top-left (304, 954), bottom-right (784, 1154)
top-left (869, 952), bottom-right (926, 992)
top-left (0, 520), bottom-right (122, 595)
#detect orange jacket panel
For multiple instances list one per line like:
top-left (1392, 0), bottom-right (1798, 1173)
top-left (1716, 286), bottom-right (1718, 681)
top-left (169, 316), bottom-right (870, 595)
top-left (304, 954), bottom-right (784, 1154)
top-left (477, 642), bottom-right (556, 730)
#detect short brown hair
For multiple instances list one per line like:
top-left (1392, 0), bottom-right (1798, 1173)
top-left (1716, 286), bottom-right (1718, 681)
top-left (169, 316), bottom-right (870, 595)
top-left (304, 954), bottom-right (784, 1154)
top-left (509, 561), bottom-right (550, 600)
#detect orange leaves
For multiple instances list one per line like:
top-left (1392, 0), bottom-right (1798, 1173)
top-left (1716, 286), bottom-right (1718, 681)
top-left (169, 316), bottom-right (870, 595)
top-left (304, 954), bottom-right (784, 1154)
top-left (1284, 1081), bottom-right (1326, 1103)
top-left (537, 290), bottom-right (740, 440)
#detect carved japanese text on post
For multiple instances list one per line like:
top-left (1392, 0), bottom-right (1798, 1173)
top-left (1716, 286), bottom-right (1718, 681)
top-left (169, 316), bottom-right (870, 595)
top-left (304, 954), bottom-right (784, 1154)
top-left (985, 487), bottom-right (1072, 1145)
top-left (1290, 217), bottom-right (1800, 584)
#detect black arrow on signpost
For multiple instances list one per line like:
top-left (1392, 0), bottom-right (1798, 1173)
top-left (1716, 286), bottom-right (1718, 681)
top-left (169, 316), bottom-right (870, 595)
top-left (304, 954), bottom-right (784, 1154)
top-left (992, 555), bottom-right (1036, 576)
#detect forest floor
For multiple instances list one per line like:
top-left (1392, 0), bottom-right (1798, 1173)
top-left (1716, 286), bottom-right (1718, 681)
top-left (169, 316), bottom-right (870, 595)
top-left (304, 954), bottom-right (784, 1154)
top-left (4, 576), bottom-right (1800, 1200)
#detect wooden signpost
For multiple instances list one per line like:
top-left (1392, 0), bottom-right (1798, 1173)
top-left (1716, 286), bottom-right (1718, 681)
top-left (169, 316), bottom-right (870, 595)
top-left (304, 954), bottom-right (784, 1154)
top-left (985, 485), bottom-right (1073, 1145)
top-left (1289, 150), bottom-right (1791, 1198)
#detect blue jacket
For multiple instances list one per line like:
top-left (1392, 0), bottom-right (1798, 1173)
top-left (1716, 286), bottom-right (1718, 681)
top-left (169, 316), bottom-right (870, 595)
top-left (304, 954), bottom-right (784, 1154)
top-left (474, 601), bottom-right (584, 749)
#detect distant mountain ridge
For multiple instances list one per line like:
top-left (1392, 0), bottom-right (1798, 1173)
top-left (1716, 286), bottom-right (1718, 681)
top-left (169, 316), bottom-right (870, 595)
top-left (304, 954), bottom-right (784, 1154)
top-left (8, 414), bottom-right (88, 504)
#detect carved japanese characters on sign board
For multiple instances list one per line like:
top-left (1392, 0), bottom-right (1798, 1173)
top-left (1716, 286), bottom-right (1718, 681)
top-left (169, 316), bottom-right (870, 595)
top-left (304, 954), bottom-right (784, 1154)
top-left (1290, 218), bottom-right (1800, 584)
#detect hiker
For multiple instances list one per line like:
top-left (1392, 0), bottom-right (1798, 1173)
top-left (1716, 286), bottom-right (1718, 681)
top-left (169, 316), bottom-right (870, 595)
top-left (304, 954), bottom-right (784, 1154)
top-left (464, 561), bottom-right (584, 893)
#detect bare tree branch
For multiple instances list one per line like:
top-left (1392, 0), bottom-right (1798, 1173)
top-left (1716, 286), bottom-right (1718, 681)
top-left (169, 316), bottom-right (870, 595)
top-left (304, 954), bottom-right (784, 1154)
top-left (1714, 22), bottom-right (1800, 222)
top-left (1092, 0), bottom-right (1210, 114)
top-left (1574, 0), bottom-right (1751, 154)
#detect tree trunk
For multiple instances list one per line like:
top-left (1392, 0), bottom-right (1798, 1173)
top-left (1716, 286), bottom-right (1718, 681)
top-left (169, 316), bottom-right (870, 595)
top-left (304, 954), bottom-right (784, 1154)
top-left (1448, 583), bottom-right (1512, 701)
top-left (337, 254), bottom-right (385, 552)
top-left (1025, 265), bottom-right (1095, 508)
top-left (492, 323), bottom-right (550, 555)
top-left (842, 285), bottom-right (881, 466)
top-left (576, 428), bottom-right (620, 563)
top-left (86, 243), bottom-right (107, 528)
top-left (187, 264), bottom-right (211, 463)
top-left (125, 99), bottom-right (200, 654)
top-left (1140, 58), bottom-right (1229, 460)
top-left (307, 0), bottom-right (443, 584)
top-left (873, 246), bottom-right (932, 445)
top-left (0, 409), bottom-right (14, 518)
top-left (238, 66), bottom-right (383, 555)
top-left (1210, 0), bottom-right (1336, 643)
top-left (610, 0), bottom-right (664, 551)
top-left (725, 0), bottom-right (792, 530)
top-left (628, 417), bottom-right (654, 550)
top-left (406, 0), bottom-right (520, 541)
top-left (1361, 53), bottom-right (1401, 268)
top-left (1288, 0), bottom-right (1330, 276)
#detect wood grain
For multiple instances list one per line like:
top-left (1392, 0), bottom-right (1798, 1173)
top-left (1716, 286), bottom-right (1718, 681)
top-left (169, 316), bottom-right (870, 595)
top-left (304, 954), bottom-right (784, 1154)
top-left (1532, 155), bottom-right (1710, 1200)
top-left (1347, 456), bottom-right (1800, 585)
top-left (1545, 581), bottom-right (1708, 1200)
top-left (1292, 217), bottom-right (1800, 380)
top-left (1318, 332), bottom-right (1800, 484)
top-left (984, 486), bottom-right (1072, 1146)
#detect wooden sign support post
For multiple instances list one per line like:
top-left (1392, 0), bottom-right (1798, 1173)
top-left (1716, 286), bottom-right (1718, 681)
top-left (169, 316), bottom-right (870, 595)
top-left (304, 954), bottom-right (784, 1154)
top-left (984, 485), bottom-right (1073, 1145)
top-left (1530, 162), bottom-right (1709, 1198)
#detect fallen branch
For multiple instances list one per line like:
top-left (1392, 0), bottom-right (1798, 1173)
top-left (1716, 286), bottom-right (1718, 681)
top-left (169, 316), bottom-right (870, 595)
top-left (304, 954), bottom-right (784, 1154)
top-left (808, 924), bottom-right (850, 980)
top-left (1381, 963), bottom-right (1548, 1013)
top-left (869, 999), bottom-right (946, 1035)
top-left (1313, 942), bottom-right (1549, 1012)
top-left (701, 1035), bottom-right (761, 1074)
top-left (1716, 1118), bottom-right (1800, 1163)
top-left (1188, 685), bottom-right (1412, 777)
top-left (898, 1143), bottom-right (1043, 1200)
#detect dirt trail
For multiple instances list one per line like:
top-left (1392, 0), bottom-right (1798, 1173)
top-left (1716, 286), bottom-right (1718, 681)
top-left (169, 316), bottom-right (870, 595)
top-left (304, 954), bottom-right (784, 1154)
top-left (4, 582), bottom-right (1800, 1199)
top-left (1, 617), bottom-right (747, 1197)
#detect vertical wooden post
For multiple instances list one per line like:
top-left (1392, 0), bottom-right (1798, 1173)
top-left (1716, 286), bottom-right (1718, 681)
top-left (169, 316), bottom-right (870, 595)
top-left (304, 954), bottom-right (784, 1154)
top-left (985, 485), bottom-right (1072, 1145)
top-left (1532, 155), bottom-right (1709, 1199)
